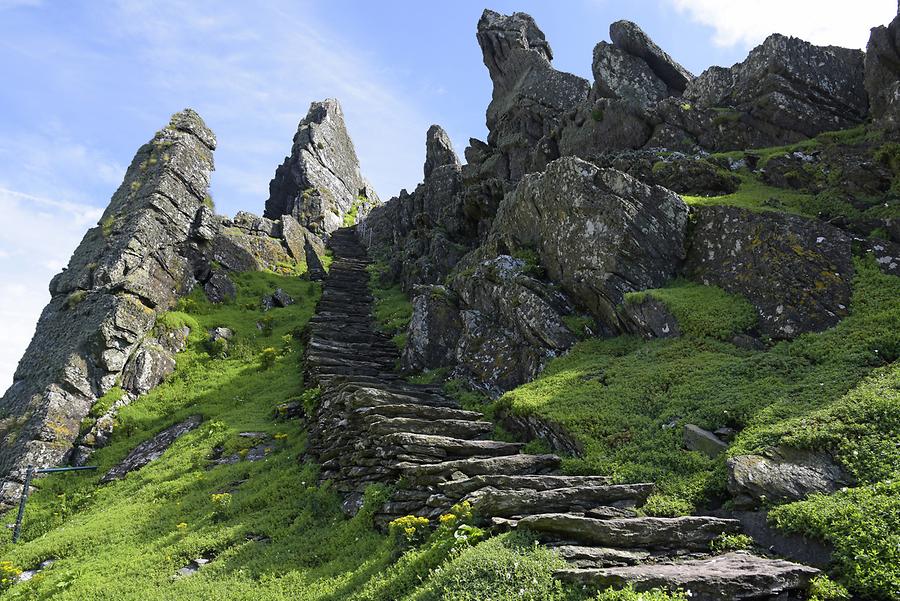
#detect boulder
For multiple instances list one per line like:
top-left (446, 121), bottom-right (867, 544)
top-left (865, 14), bottom-right (900, 128)
top-left (517, 514), bottom-right (741, 550)
top-left (684, 206), bottom-right (853, 339)
top-left (683, 424), bottom-right (728, 458)
top-left (557, 552), bottom-right (819, 601)
top-left (120, 341), bottom-right (176, 396)
top-left (493, 157), bottom-right (689, 330)
top-left (203, 271), bottom-right (236, 304)
top-left (101, 415), bottom-right (203, 482)
top-left (476, 10), bottom-right (590, 181)
top-left (618, 295), bottom-right (680, 339)
top-left (0, 110), bottom-right (216, 507)
top-left (608, 20), bottom-right (693, 94)
top-left (401, 287), bottom-right (463, 372)
top-left (264, 98), bottom-right (379, 235)
top-left (441, 255), bottom-right (579, 396)
top-left (727, 447), bottom-right (853, 508)
top-left (591, 41), bottom-right (668, 108)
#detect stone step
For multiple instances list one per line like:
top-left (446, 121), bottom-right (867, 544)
top-left (362, 416), bottom-right (494, 439)
top-left (355, 403), bottom-right (483, 422)
top-left (398, 454), bottom-right (562, 485)
top-left (465, 484), bottom-right (655, 518)
top-left (516, 514), bottom-right (741, 550)
top-left (437, 474), bottom-right (613, 497)
top-left (551, 545), bottom-right (651, 569)
top-left (554, 552), bottom-right (820, 601)
top-left (384, 433), bottom-right (524, 459)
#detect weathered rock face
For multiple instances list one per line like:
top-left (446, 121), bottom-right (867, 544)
top-left (866, 14), bottom-right (900, 128)
top-left (360, 125), bottom-right (477, 291)
top-left (101, 415), bottom-right (203, 482)
top-left (402, 256), bottom-right (579, 397)
top-left (727, 447), bottom-right (853, 508)
top-left (558, 552), bottom-right (819, 601)
top-left (475, 9), bottom-right (590, 182)
top-left (492, 157), bottom-right (689, 330)
top-left (424, 124), bottom-right (460, 179)
top-left (684, 206), bottom-right (853, 339)
top-left (684, 34), bottom-right (867, 139)
top-left (608, 20), bottom-right (693, 95)
top-left (0, 110), bottom-right (216, 506)
top-left (264, 98), bottom-right (379, 236)
top-left (592, 42), bottom-right (669, 109)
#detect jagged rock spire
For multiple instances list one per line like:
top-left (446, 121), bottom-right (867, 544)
top-left (0, 109), bottom-right (216, 506)
top-left (424, 125), bottom-right (459, 179)
top-left (264, 98), bottom-right (379, 236)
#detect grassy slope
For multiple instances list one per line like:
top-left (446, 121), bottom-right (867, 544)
top-left (499, 260), bottom-right (900, 597)
top-left (0, 266), bottom-right (677, 601)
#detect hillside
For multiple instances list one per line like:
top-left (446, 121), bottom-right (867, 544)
top-left (2, 8), bottom-right (900, 601)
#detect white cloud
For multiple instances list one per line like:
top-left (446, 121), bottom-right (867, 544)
top-left (0, 188), bottom-right (102, 392)
top-left (668, 0), bottom-right (896, 50)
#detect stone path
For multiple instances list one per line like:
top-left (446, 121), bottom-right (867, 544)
top-left (304, 226), bottom-right (820, 601)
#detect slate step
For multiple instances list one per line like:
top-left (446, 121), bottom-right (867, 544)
top-left (515, 514), bottom-right (741, 551)
top-left (384, 433), bottom-right (524, 459)
top-left (437, 474), bottom-right (613, 497)
top-left (398, 454), bottom-right (562, 485)
top-left (552, 545), bottom-right (651, 569)
top-left (464, 483), bottom-right (655, 518)
top-left (362, 416), bottom-right (495, 439)
top-left (554, 552), bottom-right (820, 601)
top-left (354, 404), bottom-right (484, 422)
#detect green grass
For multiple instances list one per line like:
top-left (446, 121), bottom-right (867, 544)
top-left (1, 262), bottom-right (686, 600)
top-left (367, 264), bottom-right (413, 350)
top-left (681, 173), bottom-right (815, 215)
top-left (624, 280), bottom-right (757, 341)
top-left (497, 259), bottom-right (900, 596)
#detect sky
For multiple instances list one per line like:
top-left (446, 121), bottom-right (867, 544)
top-left (0, 0), bottom-right (896, 391)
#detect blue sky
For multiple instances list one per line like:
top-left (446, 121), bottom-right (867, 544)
top-left (0, 0), bottom-right (895, 390)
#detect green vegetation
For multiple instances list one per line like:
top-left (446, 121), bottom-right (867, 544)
top-left (64, 290), bottom-right (87, 309)
top-left (367, 263), bottom-right (413, 350)
top-left (681, 173), bottom-right (814, 215)
top-left (498, 258), bottom-right (900, 596)
top-left (5, 261), bottom-right (688, 600)
top-left (100, 215), bottom-right (115, 238)
top-left (562, 315), bottom-right (595, 340)
top-left (709, 533), bottom-right (753, 554)
top-left (344, 195), bottom-right (376, 227)
top-left (202, 195), bottom-right (215, 211)
top-left (624, 280), bottom-right (757, 341)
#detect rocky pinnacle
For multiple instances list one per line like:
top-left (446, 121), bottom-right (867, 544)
top-left (264, 98), bottom-right (379, 237)
top-left (0, 110), bottom-right (216, 507)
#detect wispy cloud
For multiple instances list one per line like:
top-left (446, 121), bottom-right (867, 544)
top-left (668, 0), bottom-right (895, 50)
top-left (0, 187), bottom-right (103, 390)
top-left (104, 0), bottom-right (430, 210)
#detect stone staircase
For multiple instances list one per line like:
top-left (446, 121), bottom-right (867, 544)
top-left (303, 226), bottom-right (821, 601)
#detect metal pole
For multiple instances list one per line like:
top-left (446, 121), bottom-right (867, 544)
top-left (12, 466), bottom-right (33, 543)
top-left (11, 465), bottom-right (97, 543)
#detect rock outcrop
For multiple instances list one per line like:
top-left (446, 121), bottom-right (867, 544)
top-left (608, 20), bottom-right (693, 95)
top-left (492, 157), bottom-right (689, 330)
top-left (0, 110), bottom-right (216, 506)
top-left (403, 255), bottom-right (579, 396)
top-left (727, 447), bottom-right (853, 508)
top-left (360, 125), bottom-right (476, 291)
top-left (866, 14), bottom-right (900, 128)
top-left (101, 415), bottom-right (203, 482)
top-left (684, 206), bottom-right (853, 339)
top-left (264, 98), bottom-right (379, 236)
top-left (475, 9), bottom-right (589, 182)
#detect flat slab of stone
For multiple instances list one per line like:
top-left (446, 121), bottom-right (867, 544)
top-left (553, 545), bottom-right (649, 568)
top-left (556, 552), bottom-right (819, 601)
top-left (397, 454), bottom-right (561, 484)
top-left (438, 474), bottom-right (613, 497)
top-left (683, 424), bottom-right (728, 458)
top-left (517, 514), bottom-right (740, 550)
top-left (467, 484), bottom-right (654, 518)
top-left (102, 415), bottom-right (202, 482)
